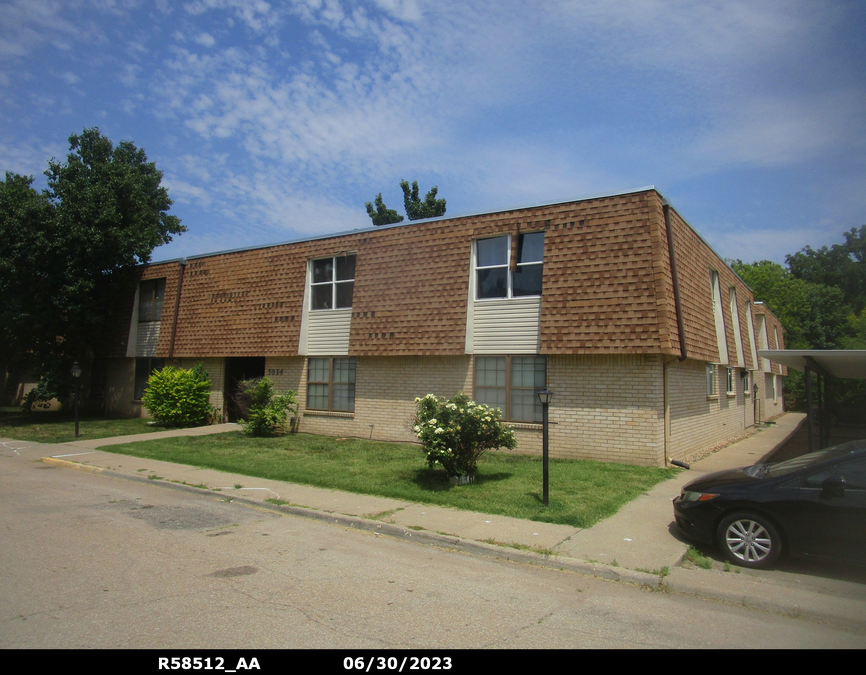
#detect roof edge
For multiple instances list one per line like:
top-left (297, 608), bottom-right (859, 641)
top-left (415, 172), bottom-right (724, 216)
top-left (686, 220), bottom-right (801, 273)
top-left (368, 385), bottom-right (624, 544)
top-left (149, 185), bottom-right (658, 265)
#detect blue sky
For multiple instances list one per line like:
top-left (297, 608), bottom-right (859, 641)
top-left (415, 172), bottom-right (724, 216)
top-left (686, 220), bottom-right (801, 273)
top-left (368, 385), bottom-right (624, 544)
top-left (2, 0), bottom-right (865, 264)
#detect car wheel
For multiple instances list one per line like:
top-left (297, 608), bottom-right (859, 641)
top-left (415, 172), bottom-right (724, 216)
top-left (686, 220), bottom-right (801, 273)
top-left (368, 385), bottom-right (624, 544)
top-left (716, 512), bottom-right (782, 569)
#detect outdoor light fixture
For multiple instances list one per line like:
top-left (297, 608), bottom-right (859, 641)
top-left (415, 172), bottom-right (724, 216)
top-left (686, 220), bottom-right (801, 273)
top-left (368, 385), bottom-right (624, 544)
top-left (70, 361), bottom-right (82, 438)
top-left (537, 388), bottom-right (554, 506)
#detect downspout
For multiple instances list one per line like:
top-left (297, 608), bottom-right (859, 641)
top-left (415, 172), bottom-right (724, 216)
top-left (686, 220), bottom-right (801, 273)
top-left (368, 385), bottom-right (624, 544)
top-left (663, 200), bottom-right (687, 361)
top-left (168, 258), bottom-right (187, 360)
top-left (662, 199), bottom-right (687, 467)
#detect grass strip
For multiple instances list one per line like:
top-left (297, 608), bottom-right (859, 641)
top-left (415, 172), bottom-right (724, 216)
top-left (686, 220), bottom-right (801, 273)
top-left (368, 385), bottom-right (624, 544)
top-left (0, 408), bottom-right (170, 444)
top-left (102, 431), bottom-right (677, 528)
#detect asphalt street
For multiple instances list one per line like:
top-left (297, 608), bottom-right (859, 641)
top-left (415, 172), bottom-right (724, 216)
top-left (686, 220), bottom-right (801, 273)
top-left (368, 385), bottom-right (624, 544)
top-left (2, 440), bottom-right (864, 650)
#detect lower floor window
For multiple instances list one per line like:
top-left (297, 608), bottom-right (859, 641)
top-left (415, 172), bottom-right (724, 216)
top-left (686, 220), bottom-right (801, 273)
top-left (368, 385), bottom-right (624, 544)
top-left (766, 373), bottom-right (777, 401)
top-left (134, 358), bottom-right (164, 400)
top-left (706, 364), bottom-right (717, 396)
top-left (307, 357), bottom-right (356, 412)
top-left (726, 367), bottom-right (735, 395)
top-left (474, 355), bottom-right (545, 422)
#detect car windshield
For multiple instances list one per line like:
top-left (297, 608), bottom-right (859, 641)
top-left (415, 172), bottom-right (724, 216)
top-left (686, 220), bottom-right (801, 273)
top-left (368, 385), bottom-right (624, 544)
top-left (754, 441), bottom-right (865, 478)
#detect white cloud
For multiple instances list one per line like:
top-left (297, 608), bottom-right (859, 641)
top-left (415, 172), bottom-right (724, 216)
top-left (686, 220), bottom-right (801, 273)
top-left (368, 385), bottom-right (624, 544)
top-left (0, 0), bottom-right (86, 59)
top-left (195, 32), bottom-right (216, 47)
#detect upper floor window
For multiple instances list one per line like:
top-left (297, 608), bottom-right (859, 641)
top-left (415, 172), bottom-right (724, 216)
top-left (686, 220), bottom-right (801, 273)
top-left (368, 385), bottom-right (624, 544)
top-left (475, 232), bottom-right (543, 299)
top-left (311, 255), bottom-right (355, 310)
top-left (139, 279), bottom-right (166, 322)
top-left (709, 270), bottom-right (728, 363)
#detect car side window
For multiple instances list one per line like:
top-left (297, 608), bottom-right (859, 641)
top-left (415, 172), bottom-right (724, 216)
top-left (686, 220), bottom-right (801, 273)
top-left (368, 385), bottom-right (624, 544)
top-left (834, 459), bottom-right (866, 490)
top-left (802, 468), bottom-right (833, 489)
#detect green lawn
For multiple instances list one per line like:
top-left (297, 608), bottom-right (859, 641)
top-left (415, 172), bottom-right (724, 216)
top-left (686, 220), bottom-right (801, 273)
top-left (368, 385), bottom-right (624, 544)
top-left (0, 408), bottom-right (170, 444)
top-left (103, 431), bottom-right (678, 528)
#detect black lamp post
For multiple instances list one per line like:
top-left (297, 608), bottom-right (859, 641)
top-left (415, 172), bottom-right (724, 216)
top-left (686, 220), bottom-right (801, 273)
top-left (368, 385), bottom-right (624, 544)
top-left (537, 388), bottom-right (553, 506)
top-left (70, 361), bottom-right (82, 438)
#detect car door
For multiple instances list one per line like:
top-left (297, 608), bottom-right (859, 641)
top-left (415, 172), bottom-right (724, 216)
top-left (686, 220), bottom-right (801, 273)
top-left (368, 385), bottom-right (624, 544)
top-left (793, 458), bottom-right (866, 560)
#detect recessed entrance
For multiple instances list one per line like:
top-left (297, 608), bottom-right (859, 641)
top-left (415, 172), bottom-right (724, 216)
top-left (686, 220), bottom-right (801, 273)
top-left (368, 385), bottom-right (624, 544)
top-left (224, 357), bottom-right (265, 422)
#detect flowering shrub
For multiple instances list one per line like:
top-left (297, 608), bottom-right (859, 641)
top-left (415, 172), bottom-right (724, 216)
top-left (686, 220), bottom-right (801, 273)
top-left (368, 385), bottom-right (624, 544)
top-left (414, 392), bottom-right (516, 478)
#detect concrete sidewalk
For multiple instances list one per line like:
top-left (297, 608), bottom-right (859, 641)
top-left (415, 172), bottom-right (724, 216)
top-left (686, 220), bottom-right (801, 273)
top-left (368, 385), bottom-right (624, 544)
top-left (7, 412), bottom-right (866, 630)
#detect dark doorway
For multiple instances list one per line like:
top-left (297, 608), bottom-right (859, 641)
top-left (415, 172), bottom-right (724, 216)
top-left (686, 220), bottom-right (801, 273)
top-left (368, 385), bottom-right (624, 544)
top-left (224, 357), bottom-right (265, 422)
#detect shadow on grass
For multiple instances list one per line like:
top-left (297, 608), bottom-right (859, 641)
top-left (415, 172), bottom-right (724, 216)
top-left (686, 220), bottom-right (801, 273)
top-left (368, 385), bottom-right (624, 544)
top-left (409, 469), bottom-right (516, 492)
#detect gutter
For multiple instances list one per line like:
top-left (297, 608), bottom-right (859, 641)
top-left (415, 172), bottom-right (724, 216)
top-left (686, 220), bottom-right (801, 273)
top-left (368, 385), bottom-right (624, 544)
top-left (663, 201), bottom-right (688, 361)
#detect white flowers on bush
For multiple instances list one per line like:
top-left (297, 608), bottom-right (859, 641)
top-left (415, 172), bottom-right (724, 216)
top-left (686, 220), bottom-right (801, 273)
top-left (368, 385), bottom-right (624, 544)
top-left (414, 392), bottom-right (517, 478)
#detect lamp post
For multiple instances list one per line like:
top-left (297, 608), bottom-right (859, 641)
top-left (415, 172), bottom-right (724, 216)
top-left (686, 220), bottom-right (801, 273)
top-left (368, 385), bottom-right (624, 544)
top-left (70, 361), bottom-right (82, 439)
top-left (537, 388), bottom-right (553, 506)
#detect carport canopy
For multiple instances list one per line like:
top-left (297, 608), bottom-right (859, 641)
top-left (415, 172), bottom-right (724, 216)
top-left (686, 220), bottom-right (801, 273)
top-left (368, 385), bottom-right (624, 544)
top-left (758, 350), bottom-right (866, 379)
top-left (758, 349), bottom-right (866, 452)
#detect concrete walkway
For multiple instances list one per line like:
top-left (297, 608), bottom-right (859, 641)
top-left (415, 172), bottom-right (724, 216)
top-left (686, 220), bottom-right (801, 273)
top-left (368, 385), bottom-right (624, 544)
top-left (7, 412), bottom-right (866, 631)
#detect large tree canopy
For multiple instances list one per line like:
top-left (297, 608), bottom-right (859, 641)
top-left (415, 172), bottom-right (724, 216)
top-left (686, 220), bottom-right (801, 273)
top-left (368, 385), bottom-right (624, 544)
top-left (786, 225), bottom-right (866, 314)
top-left (730, 260), bottom-right (851, 350)
top-left (0, 128), bottom-right (184, 401)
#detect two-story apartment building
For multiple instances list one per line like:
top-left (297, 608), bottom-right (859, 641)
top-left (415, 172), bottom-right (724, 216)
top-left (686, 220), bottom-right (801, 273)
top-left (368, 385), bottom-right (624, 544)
top-left (96, 187), bottom-right (786, 467)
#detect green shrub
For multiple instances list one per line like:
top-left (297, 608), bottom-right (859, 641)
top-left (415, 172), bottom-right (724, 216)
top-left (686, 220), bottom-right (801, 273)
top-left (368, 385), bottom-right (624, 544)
top-left (234, 377), bottom-right (298, 436)
top-left (414, 392), bottom-right (516, 478)
top-left (142, 363), bottom-right (216, 427)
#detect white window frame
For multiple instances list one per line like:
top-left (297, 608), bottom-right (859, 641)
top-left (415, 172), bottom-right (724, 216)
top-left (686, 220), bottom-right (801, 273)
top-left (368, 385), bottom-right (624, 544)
top-left (706, 364), bottom-right (717, 397)
top-left (139, 278), bottom-right (166, 323)
top-left (766, 372), bottom-right (776, 401)
top-left (726, 367), bottom-right (735, 395)
top-left (474, 355), bottom-right (546, 422)
top-left (709, 270), bottom-right (729, 364)
top-left (306, 356), bottom-right (356, 412)
top-left (310, 255), bottom-right (355, 311)
top-left (474, 233), bottom-right (543, 300)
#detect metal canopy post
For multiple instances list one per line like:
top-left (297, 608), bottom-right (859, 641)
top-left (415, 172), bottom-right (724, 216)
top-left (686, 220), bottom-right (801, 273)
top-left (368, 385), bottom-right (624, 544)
top-left (804, 365), bottom-right (814, 453)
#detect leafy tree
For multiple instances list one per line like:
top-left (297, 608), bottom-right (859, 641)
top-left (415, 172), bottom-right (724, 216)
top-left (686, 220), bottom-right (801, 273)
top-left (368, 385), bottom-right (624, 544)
top-left (786, 226), bottom-right (866, 313)
top-left (401, 180), bottom-right (446, 220)
top-left (364, 180), bottom-right (446, 226)
top-left (364, 193), bottom-right (403, 226)
top-left (730, 260), bottom-right (850, 350)
top-left (0, 128), bottom-right (184, 404)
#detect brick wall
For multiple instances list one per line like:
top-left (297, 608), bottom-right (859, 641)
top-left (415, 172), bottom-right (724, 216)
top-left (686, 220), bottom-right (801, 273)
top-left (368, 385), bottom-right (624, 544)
top-left (296, 356), bottom-right (473, 441)
top-left (667, 359), bottom-right (754, 462)
top-left (546, 354), bottom-right (665, 466)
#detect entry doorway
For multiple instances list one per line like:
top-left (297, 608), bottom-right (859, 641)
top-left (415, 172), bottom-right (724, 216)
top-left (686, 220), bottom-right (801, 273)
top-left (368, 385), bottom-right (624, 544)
top-left (224, 357), bottom-right (265, 422)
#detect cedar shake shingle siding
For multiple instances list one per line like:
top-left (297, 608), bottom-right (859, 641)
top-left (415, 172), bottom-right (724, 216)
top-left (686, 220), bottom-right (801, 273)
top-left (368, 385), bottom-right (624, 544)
top-left (96, 187), bottom-right (786, 466)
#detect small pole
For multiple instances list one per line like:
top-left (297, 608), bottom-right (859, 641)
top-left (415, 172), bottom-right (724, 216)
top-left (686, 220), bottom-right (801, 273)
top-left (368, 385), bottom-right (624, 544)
top-left (70, 361), bottom-right (83, 439)
top-left (538, 389), bottom-right (553, 506)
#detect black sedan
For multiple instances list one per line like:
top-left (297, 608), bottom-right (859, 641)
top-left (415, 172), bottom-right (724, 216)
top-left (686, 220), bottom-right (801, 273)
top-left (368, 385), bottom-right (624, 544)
top-left (673, 440), bottom-right (866, 569)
